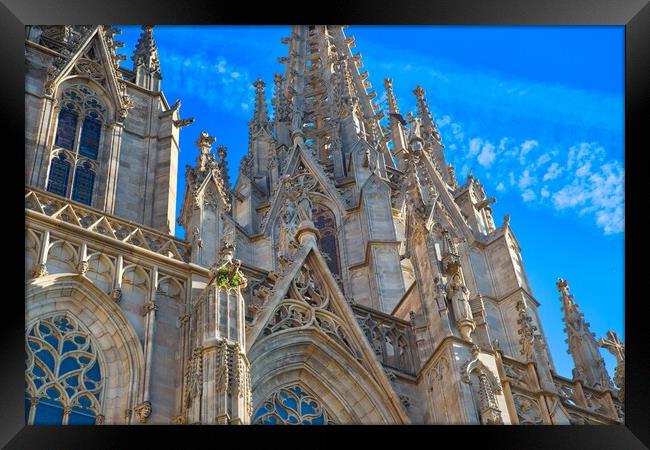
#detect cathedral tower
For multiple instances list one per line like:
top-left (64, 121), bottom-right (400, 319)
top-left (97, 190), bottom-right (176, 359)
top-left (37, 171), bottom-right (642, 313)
top-left (24, 24), bottom-right (623, 426)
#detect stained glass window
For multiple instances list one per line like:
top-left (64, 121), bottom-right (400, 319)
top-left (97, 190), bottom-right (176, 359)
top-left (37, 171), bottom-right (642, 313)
top-left (312, 205), bottom-right (341, 277)
top-left (72, 162), bottom-right (95, 206)
top-left (25, 314), bottom-right (103, 425)
top-left (78, 114), bottom-right (101, 159)
top-left (46, 154), bottom-right (71, 197)
top-left (253, 384), bottom-right (335, 425)
top-left (54, 105), bottom-right (78, 151)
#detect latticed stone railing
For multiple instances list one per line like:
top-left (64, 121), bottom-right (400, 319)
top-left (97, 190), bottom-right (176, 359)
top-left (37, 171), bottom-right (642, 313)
top-left (351, 303), bottom-right (418, 376)
top-left (26, 187), bottom-right (191, 263)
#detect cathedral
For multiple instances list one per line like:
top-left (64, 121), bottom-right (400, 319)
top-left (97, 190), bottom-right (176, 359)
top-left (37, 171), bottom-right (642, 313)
top-left (24, 25), bottom-right (625, 425)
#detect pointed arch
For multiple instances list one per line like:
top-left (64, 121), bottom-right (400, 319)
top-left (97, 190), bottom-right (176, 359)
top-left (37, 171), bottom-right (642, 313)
top-left (85, 252), bottom-right (114, 294)
top-left (26, 275), bottom-right (145, 424)
top-left (248, 244), bottom-right (409, 424)
top-left (46, 239), bottom-right (78, 274)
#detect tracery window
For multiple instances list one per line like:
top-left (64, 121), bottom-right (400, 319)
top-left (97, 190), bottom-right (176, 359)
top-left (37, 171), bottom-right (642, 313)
top-left (45, 153), bottom-right (71, 197)
top-left (25, 314), bottom-right (104, 425)
top-left (252, 384), bottom-right (335, 425)
top-left (47, 84), bottom-right (107, 205)
top-left (71, 161), bottom-right (96, 206)
top-left (312, 204), bottom-right (341, 278)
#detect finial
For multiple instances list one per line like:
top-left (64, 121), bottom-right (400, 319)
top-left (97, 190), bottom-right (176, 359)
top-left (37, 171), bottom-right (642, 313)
top-left (217, 145), bottom-right (227, 160)
top-left (251, 78), bottom-right (270, 127)
top-left (413, 85), bottom-right (441, 143)
top-left (384, 78), bottom-right (401, 115)
top-left (556, 278), bottom-right (570, 297)
top-left (195, 131), bottom-right (216, 153)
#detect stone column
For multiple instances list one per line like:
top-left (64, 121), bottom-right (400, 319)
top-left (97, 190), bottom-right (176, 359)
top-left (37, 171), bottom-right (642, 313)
top-left (32, 229), bottom-right (50, 278)
top-left (101, 122), bottom-right (124, 214)
top-left (136, 265), bottom-right (158, 424)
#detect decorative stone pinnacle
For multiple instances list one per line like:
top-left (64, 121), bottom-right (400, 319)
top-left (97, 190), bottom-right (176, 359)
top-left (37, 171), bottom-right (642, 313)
top-left (251, 78), bottom-right (270, 126)
top-left (384, 78), bottom-right (401, 114)
top-left (132, 25), bottom-right (160, 74)
top-left (195, 131), bottom-right (216, 154)
top-left (556, 278), bottom-right (570, 297)
top-left (253, 78), bottom-right (266, 91)
top-left (217, 145), bottom-right (227, 160)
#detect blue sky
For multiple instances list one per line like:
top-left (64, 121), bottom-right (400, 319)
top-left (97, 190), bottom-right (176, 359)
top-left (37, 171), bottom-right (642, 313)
top-left (116, 25), bottom-right (624, 380)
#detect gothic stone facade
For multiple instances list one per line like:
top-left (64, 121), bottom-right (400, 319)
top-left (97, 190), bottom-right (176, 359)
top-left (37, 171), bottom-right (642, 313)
top-left (24, 25), bottom-right (624, 425)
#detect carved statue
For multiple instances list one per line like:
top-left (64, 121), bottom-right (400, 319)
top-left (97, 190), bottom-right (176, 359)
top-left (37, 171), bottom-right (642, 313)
top-left (448, 273), bottom-right (473, 322)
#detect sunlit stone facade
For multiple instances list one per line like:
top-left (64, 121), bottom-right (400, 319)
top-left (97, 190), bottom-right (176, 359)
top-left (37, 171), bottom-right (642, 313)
top-left (24, 25), bottom-right (624, 425)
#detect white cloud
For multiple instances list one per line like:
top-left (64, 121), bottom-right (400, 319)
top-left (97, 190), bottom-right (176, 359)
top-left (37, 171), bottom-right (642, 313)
top-left (519, 140), bottom-right (539, 165)
top-left (551, 160), bottom-right (624, 234)
top-left (536, 153), bottom-right (552, 167)
top-left (540, 186), bottom-right (550, 198)
top-left (518, 169), bottom-right (536, 190)
top-left (437, 115), bottom-right (452, 127)
top-left (495, 182), bottom-right (506, 192)
top-left (543, 162), bottom-right (563, 181)
top-left (521, 189), bottom-right (536, 202)
top-left (477, 142), bottom-right (496, 168)
top-left (163, 53), bottom-right (254, 117)
top-left (469, 138), bottom-right (482, 156)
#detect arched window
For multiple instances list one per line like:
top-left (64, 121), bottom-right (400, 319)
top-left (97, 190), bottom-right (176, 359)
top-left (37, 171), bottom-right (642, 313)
top-left (312, 204), bottom-right (340, 278)
top-left (47, 85), bottom-right (107, 205)
top-left (25, 314), bottom-right (104, 425)
top-left (78, 113), bottom-right (102, 159)
top-left (54, 103), bottom-right (78, 151)
top-left (72, 161), bottom-right (95, 205)
top-left (46, 153), bottom-right (71, 197)
top-left (253, 384), bottom-right (335, 425)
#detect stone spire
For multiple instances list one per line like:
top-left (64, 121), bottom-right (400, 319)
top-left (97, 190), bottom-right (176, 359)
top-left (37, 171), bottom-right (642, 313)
top-left (412, 86), bottom-right (450, 181)
top-left (132, 25), bottom-right (162, 91)
top-left (184, 131), bottom-right (231, 213)
top-left (250, 79), bottom-right (270, 132)
top-left (384, 78), bottom-right (408, 170)
top-left (271, 25), bottom-right (394, 175)
top-left (556, 278), bottom-right (612, 389)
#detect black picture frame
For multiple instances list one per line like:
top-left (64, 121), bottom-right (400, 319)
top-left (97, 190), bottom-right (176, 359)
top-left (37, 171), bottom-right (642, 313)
top-left (2, 0), bottom-right (647, 447)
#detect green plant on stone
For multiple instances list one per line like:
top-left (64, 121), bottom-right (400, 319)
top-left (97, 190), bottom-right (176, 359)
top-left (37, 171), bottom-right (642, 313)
top-left (216, 267), bottom-right (244, 289)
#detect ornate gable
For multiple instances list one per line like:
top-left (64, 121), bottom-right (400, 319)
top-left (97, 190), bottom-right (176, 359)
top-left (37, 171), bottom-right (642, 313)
top-left (247, 241), bottom-right (409, 423)
top-left (44, 26), bottom-right (134, 123)
top-left (259, 146), bottom-right (346, 234)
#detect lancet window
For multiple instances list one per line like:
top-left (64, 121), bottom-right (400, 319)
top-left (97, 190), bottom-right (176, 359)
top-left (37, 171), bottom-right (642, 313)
top-left (47, 85), bottom-right (107, 206)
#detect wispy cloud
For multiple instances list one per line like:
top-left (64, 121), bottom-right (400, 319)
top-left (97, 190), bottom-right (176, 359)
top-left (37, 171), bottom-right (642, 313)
top-left (434, 114), bottom-right (624, 234)
top-left (161, 52), bottom-right (256, 116)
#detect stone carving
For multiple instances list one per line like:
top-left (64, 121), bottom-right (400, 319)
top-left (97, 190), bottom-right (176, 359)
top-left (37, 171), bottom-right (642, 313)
top-left (134, 401), bottom-right (152, 423)
top-left (513, 394), bottom-right (544, 425)
top-left (264, 263), bottom-right (359, 359)
top-left (282, 173), bottom-right (317, 223)
top-left (32, 263), bottom-right (48, 278)
top-left (475, 371), bottom-right (503, 424)
top-left (184, 346), bottom-right (203, 408)
top-left (447, 272), bottom-right (474, 341)
top-left (173, 117), bottom-right (195, 128)
top-left (110, 288), bottom-right (122, 303)
top-left (599, 330), bottom-right (625, 401)
top-left (77, 259), bottom-right (89, 276)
